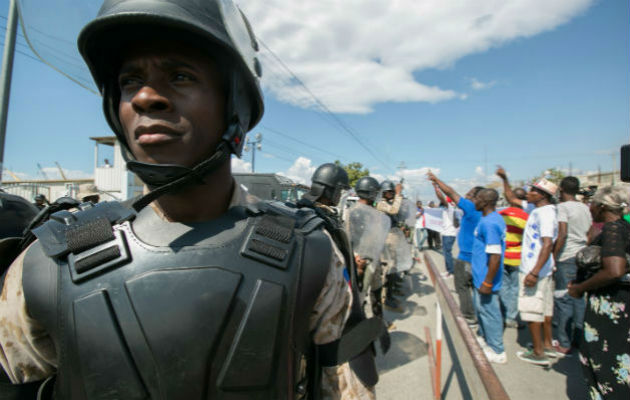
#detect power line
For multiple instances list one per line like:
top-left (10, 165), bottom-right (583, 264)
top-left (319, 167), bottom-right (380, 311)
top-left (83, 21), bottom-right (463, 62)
top-left (260, 125), bottom-right (348, 161)
top-left (0, 14), bottom-right (75, 45)
top-left (258, 150), bottom-right (295, 163)
top-left (0, 37), bottom-right (44, 64)
top-left (258, 39), bottom-right (394, 172)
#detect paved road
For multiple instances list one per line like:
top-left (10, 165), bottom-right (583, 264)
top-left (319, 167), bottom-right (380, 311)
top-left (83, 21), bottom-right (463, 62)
top-left (374, 249), bottom-right (588, 400)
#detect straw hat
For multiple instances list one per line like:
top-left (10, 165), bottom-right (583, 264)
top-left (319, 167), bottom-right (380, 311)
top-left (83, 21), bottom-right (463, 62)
top-left (531, 178), bottom-right (557, 197)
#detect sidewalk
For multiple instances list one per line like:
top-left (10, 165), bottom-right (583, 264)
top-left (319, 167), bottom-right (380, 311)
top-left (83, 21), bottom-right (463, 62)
top-left (374, 249), bottom-right (587, 400)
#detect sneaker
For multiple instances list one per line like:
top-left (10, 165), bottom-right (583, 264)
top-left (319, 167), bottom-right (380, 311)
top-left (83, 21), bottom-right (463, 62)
top-left (504, 320), bottom-right (518, 329)
top-left (484, 349), bottom-right (507, 364)
top-left (475, 335), bottom-right (490, 351)
top-left (552, 345), bottom-right (572, 358)
top-left (516, 349), bottom-right (551, 366)
top-left (464, 317), bottom-right (478, 326)
top-left (543, 347), bottom-right (558, 359)
top-left (440, 272), bottom-right (453, 278)
top-left (526, 342), bottom-right (563, 359)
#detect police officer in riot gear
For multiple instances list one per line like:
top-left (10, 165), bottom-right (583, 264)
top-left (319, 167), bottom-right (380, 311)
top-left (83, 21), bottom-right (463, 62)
top-left (0, 1), bottom-right (379, 399)
top-left (376, 180), bottom-right (405, 312)
top-left (301, 163), bottom-right (350, 209)
top-left (33, 194), bottom-right (49, 210)
top-left (347, 177), bottom-right (391, 325)
top-left (299, 164), bottom-right (387, 360)
top-left (354, 176), bottom-right (380, 205)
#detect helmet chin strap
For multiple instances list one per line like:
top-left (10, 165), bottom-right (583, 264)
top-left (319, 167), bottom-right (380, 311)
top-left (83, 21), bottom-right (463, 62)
top-left (128, 140), bottom-right (231, 212)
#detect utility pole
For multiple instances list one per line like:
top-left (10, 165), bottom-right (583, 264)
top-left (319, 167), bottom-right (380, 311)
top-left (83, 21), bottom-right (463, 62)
top-left (0, 0), bottom-right (18, 183)
top-left (397, 161), bottom-right (407, 186)
top-left (611, 152), bottom-right (616, 186)
top-left (244, 133), bottom-right (262, 173)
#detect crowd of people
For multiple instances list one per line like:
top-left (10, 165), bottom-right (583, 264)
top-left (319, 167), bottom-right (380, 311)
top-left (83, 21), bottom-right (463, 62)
top-left (414, 167), bottom-right (630, 399)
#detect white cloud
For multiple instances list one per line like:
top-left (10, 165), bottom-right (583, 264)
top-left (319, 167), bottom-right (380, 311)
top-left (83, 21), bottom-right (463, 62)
top-left (470, 78), bottom-right (497, 90)
top-left (231, 157), bottom-right (253, 173)
top-left (370, 166), bottom-right (441, 201)
top-left (278, 156), bottom-right (316, 184)
top-left (239, 0), bottom-right (595, 113)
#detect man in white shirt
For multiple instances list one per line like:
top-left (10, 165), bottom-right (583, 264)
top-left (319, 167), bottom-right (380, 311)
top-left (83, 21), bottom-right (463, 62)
top-left (516, 178), bottom-right (558, 366)
top-left (432, 183), bottom-right (457, 278)
top-left (552, 177), bottom-right (592, 355)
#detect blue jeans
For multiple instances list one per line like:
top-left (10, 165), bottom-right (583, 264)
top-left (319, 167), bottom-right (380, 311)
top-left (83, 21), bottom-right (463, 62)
top-left (553, 258), bottom-right (585, 348)
top-left (473, 290), bottom-right (505, 354)
top-left (499, 266), bottom-right (519, 323)
top-left (442, 235), bottom-right (456, 274)
top-left (415, 228), bottom-right (427, 250)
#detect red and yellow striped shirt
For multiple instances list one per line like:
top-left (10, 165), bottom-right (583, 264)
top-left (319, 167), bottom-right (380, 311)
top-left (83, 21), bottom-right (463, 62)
top-left (498, 207), bottom-right (529, 267)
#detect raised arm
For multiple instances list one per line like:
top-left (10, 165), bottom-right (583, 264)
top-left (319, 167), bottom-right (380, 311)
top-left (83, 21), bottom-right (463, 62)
top-left (375, 184), bottom-right (403, 215)
top-left (432, 183), bottom-right (447, 206)
top-left (426, 171), bottom-right (461, 205)
top-left (496, 166), bottom-right (523, 208)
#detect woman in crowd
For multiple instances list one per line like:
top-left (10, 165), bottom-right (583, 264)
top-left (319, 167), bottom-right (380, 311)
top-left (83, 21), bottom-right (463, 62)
top-left (568, 186), bottom-right (629, 400)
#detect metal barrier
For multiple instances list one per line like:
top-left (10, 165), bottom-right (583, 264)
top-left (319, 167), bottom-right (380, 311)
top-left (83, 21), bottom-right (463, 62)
top-left (424, 253), bottom-right (510, 400)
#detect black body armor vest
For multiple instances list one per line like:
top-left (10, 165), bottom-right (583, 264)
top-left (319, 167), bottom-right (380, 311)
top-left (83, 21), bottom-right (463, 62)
top-left (22, 201), bottom-right (331, 400)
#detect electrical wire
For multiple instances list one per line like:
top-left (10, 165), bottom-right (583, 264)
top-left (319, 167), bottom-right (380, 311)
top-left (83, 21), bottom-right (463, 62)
top-left (258, 39), bottom-right (394, 172)
top-left (260, 124), bottom-right (348, 162)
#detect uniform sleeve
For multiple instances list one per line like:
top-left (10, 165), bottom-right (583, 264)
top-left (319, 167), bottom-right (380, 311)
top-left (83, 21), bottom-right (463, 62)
top-left (539, 206), bottom-right (557, 239)
top-left (0, 246), bottom-right (56, 384)
top-left (557, 203), bottom-right (568, 223)
top-left (309, 231), bottom-right (376, 400)
top-left (376, 194), bottom-right (402, 215)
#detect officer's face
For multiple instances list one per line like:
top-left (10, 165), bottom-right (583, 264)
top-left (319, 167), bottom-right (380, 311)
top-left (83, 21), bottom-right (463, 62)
top-left (117, 41), bottom-right (226, 167)
top-left (383, 190), bottom-right (394, 200)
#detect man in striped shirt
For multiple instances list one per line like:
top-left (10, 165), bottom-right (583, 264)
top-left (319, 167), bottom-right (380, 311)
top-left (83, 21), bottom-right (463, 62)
top-left (497, 169), bottom-right (530, 328)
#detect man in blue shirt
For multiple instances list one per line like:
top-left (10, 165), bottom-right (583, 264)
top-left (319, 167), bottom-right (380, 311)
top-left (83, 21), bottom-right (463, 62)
top-left (471, 189), bottom-right (507, 363)
top-left (427, 171), bottom-right (483, 323)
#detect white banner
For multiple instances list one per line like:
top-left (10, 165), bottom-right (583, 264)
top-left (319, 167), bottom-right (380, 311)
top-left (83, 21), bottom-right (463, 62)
top-left (423, 208), bottom-right (444, 233)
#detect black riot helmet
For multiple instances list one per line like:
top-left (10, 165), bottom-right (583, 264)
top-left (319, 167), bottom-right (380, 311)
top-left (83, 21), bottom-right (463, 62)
top-left (302, 163), bottom-right (350, 206)
top-left (355, 176), bottom-right (380, 202)
top-left (77, 0), bottom-right (264, 210)
top-left (380, 180), bottom-right (396, 192)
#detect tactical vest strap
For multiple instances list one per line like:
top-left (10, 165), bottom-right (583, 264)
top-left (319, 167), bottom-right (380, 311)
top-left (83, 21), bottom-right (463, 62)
top-left (65, 216), bottom-right (114, 254)
top-left (0, 367), bottom-right (42, 400)
top-left (32, 201), bottom-right (135, 258)
top-left (316, 317), bottom-right (386, 367)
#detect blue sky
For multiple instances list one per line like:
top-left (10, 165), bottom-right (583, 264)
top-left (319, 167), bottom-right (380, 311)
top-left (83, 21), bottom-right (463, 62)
top-left (0, 0), bottom-right (628, 200)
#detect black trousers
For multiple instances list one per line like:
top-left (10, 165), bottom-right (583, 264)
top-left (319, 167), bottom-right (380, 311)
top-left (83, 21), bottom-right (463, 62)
top-left (454, 258), bottom-right (475, 320)
top-left (427, 230), bottom-right (441, 249)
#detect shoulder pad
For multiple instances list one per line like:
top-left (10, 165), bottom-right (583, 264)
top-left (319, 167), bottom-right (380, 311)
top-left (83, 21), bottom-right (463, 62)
top-left (254, 200), bottom-right (324, 234)
top-left (32, 201), bottom-right (136, 258)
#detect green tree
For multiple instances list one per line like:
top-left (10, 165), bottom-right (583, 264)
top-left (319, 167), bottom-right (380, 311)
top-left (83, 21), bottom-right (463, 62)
top-left (334, 160), bottom-right (369, 187)
top-left (532, 168), bottom-right (566, 185)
